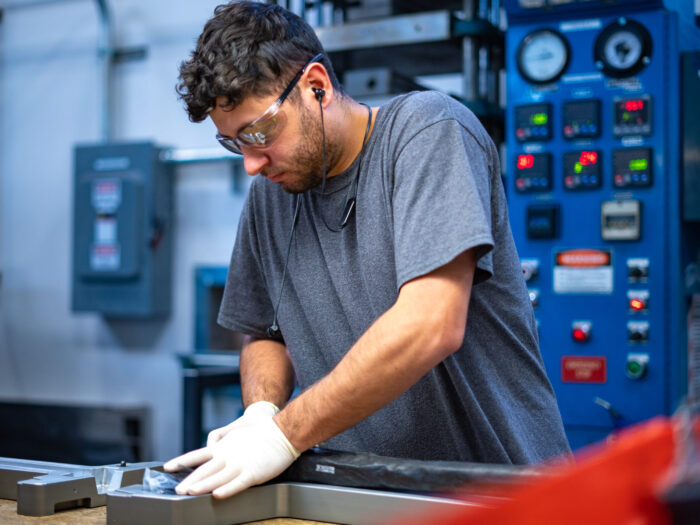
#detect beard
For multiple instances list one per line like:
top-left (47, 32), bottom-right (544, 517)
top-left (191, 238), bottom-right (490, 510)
top-left (261, 102), bottom-right (341, 194)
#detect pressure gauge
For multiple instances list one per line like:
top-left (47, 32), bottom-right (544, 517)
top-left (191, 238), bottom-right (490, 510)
top-left (594, 18), bottom-right (652, 78)
top-left (517, 29), bottom-right (570, 85)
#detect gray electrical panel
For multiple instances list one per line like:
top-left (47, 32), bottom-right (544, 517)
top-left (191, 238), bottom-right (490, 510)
top-left (72, 142), bottom-right (173, 318)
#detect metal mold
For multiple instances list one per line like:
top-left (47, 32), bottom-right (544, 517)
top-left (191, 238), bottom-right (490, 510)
top-left (0, 457), bottom-right (161, 516)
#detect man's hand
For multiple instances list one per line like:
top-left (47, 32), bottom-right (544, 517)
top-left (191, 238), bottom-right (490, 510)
top-left (163, 401), bottom-right (300, 499)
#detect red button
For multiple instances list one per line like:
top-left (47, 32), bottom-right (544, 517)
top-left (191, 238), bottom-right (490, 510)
top-left (630, 298), bottom-right (645, 311)
top-left (572, 329), bottom-right (588, 342)
top-left (572, 321), bottom-right (592, 342)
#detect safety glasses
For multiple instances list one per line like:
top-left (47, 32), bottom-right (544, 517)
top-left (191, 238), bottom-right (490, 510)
top-left (216, 53), bottom-right (324, 155)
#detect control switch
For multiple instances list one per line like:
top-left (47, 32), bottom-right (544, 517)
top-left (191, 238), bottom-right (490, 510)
top-left (627, 321), bottom-right (650, 344)
top-left (572, 321), bottom-right (592, 343)
top-left (625, 353), bottom-right (649, 380)
top-left (627, 258), bottom-right (649, 282)
top-left (528, 289), bottom-right (540, 308)
top-left (627, 290), bottom-right (649, 313)
top-left (521, 259), bottom-right (540, 281)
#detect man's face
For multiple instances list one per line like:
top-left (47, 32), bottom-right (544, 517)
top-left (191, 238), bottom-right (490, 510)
top-left (210, 93), bottom-right (338, 194)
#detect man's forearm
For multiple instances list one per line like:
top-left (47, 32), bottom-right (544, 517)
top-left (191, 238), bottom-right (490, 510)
top-left (275, 250), bottom-right (475, 452)
top-left (240, 336), bottom-right (296, 409)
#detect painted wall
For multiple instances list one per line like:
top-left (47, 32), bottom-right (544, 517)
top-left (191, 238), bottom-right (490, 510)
top-left (0, 0), bottom-right (249, 461)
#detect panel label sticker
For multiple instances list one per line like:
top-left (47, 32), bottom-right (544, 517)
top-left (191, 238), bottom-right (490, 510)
top-left (90, 243), bottom-right (121, 271)
top-left (562, 356), bottom-right (607, 383)
top-left (553, 249), bottom-right (613, 294)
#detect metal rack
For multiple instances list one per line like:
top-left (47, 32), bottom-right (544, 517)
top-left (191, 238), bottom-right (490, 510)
top-left (303, 0), bottom-right (505, 141)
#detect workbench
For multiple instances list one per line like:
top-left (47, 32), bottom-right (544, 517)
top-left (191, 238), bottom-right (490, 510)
top-left (0, 500), bottom-right (334, 525)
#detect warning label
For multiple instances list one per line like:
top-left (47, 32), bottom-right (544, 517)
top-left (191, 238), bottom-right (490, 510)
top-left (554, 249), bottom-right (613, 294)
top-left (91, 243), bottom-right (120, 271)
top-left (562, 356), bottom-right (607, 383)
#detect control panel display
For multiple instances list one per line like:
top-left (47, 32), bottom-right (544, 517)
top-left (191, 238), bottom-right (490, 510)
top-left (601, 200), bottom-right (642, 241)
top-left (613, 95), bottom-right (652, 136)
top-left (613, 148), bottom-right (653, 188)
top-left (563, 150), bottom-right (602, 190)
top-left (515, 103), bottom-right (552, 141)
top-left (515, 153), bottom-right (551, 192)
top-left (563, 99), bottom-right (601, 139)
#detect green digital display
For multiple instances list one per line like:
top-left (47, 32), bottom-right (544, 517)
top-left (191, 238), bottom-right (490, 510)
top-left (613, 148), bottom-right (653, 188)
top-left (531, 113), bottom-right (548, 125)
top-left (629, 158), bottom-right (648, 171)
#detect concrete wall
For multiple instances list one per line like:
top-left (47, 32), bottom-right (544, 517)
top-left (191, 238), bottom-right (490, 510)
top-left (0, 0), bottom-right (249, 461)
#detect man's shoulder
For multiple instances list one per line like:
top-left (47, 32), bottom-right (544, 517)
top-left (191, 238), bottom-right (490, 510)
top-left (385, 90), bottom-right (457, 120)
top-left (381, 91), bottom-right (484, 135)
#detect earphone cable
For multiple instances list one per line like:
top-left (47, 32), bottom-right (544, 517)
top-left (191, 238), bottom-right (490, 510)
top-left (267, 194), bottom-right (301, 338)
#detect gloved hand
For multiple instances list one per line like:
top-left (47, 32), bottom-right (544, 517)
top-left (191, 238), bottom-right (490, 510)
top-left (163, 401), bottom-right (300, 499)
top-left (206, 400), bottom-right (280, 446)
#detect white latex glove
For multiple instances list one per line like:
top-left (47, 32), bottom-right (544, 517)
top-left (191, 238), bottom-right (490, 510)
top-left (206, 400), bottom-right (280, 446)
top-left (163, 401), bottom-right (300, 499)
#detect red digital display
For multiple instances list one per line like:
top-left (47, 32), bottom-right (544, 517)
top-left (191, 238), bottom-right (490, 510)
top-left (624, 99), bottom-right (645, 112)
top-left (613, 95), bottom-right (652, 136)
top-left (579, 151), bottom-right (598, 165)
top-left (517, 154), bottom-right (534, 169)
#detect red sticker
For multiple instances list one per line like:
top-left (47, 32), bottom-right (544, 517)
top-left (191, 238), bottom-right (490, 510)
top-left (561, 356), bottom-right (607, 383)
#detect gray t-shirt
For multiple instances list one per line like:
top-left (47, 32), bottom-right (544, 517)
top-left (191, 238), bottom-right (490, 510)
top-left (219, 91), bottom-right (570, 464)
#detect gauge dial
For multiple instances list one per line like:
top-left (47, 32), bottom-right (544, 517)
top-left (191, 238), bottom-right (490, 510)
top-left (594, 19), bottom-right (652, 78)
top-left (517, 29), bottom-right (570, 85)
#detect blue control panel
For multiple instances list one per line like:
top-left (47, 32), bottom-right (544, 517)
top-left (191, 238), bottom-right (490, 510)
top-left (504, 1), bottom-right (700, 448)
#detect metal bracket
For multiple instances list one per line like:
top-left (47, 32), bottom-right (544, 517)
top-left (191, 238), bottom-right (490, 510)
top-left (107, 482), bottom-right (489, 525)
top-left (0, 457), bottom-right (161, 516)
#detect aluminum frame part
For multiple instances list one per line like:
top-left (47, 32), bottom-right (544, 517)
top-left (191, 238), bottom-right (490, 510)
top-left (107, 482), bottom-right (487, 525)
top-left (317, 10), bottom-right (451, 52)
top-left (0, 457), bottom-right (161, 516)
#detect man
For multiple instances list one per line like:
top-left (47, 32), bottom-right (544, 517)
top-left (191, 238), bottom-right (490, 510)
top-left (165, 1), bottom-right (570, 499)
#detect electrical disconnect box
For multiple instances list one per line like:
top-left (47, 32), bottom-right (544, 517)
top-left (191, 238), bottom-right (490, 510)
top-left (72, 142), bottom-right (173, 318)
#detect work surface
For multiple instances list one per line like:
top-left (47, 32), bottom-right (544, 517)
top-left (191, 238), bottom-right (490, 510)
top-left (0, 499), bottom-right (335, 525)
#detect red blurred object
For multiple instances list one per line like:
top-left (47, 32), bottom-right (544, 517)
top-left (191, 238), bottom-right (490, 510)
top-left (630, 299), bottom-right (645, 311)
top-left (387, 417), bottom-right (683, 525)
top-left (625, 100), bottom-right (645, 112)
top-left (579, 151), bottom-right (598, 165)
top-left (517, 154), bottom-right (534, 169)
top-left (572, 328), bottom-right (588, 342)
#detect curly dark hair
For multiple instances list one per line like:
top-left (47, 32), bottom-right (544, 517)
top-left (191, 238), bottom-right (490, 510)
top-left (177, 1), bottom-right (342, 122)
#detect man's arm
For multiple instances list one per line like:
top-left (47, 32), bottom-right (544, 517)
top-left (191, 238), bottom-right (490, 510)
top-left (168, 249), bottom-right (477, 498)
top-left (167, 249), bottom-right (476, 498)
top-left (202, 336), bottom-right (297, 446)
top-left (276, 249), bottom-right (476, 452)
top-left (240, 336), bottom-right (296, 409)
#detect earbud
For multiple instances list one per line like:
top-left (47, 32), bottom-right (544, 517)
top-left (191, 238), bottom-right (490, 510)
top-left (313, 88), bottom-right (325, 101)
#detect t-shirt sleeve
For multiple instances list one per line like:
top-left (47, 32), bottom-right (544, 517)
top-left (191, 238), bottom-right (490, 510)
top-left (217, 190), bottom-right (278, 340)
top-left (391, 117), bottom-right (495, 289)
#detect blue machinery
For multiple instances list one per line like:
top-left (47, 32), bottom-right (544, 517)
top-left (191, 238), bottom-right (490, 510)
top-left (504, 0), bottom-right (700, 449)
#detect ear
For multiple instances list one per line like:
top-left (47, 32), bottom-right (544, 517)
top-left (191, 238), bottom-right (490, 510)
top-left (302, 62), bottom-right (333, 108)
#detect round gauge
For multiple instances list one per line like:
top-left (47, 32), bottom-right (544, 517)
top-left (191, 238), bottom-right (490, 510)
top-left (517, 29), bottom-right (570, 85)
top-left (594, 18), bottom-right (652, 78)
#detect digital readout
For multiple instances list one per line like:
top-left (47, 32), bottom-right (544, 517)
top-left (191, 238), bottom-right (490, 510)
top-left (515, 103), bottom-right (552, 142)
top-left (613, 148), bottom-right (653, 188)
top-left (563, 150), bottom-right (601, 190)
top-left (613, 95), bottom-right (652, 136)
top-left (515, 153), bottom-right (551, 193)
top-left (562, 99), bottom-right (601, 139)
